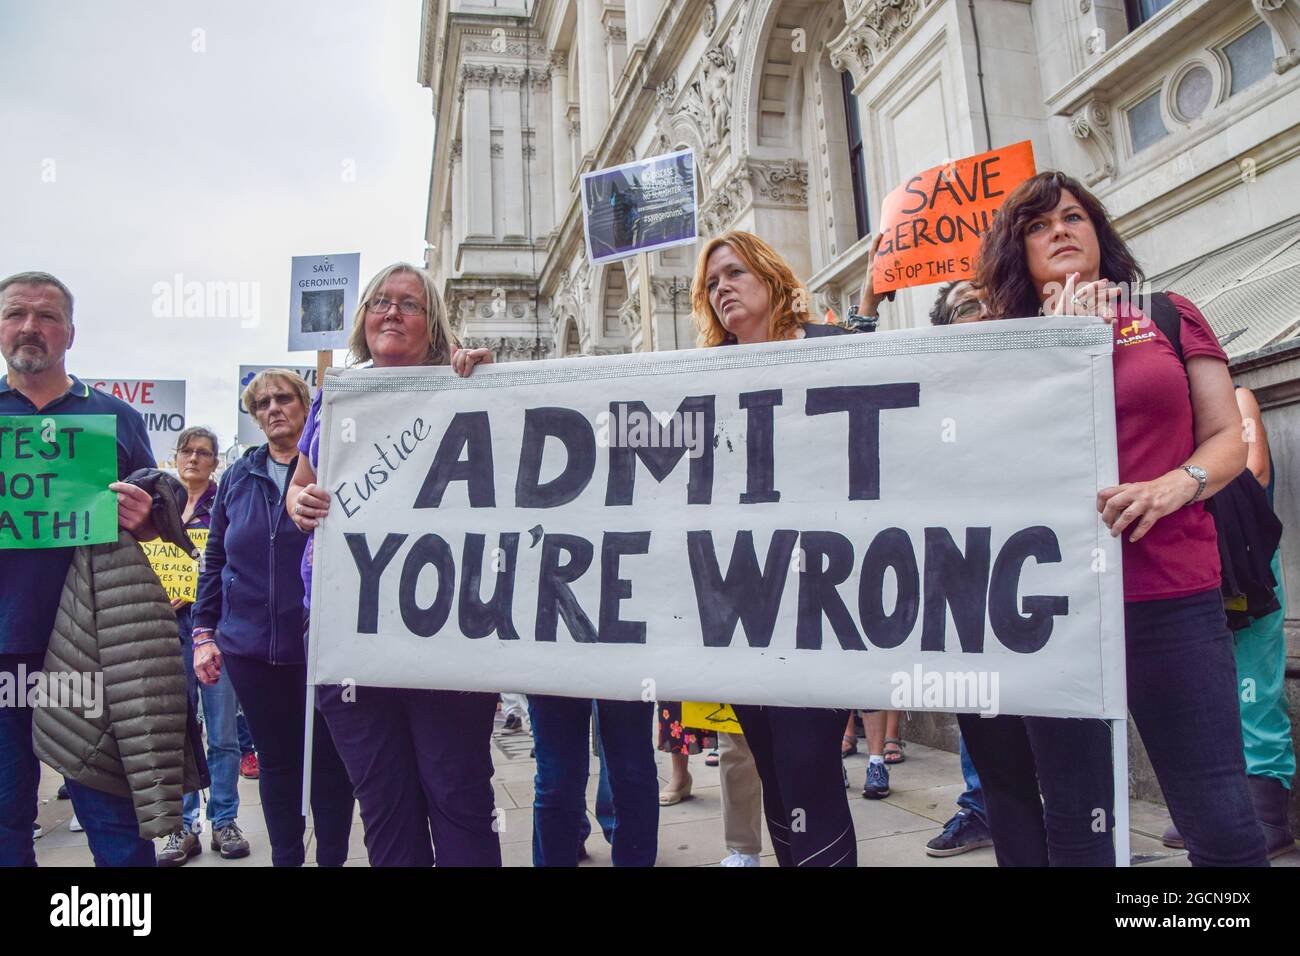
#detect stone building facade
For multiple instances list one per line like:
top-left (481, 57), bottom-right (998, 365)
top-left (419, 0), bottom-right (1300, 807)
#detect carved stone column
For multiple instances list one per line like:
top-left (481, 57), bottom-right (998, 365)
top-left (461, 65), bottom-right (495, 237)
top-left (578, 0), bottom-right (610, 155)
top-left (550, 56), bottom-right (573, 221)
top-left (500, 69), bottom-right (527, 239)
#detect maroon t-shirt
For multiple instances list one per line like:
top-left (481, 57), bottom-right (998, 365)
top-left (1112, 292), bottom-right (1226, 601)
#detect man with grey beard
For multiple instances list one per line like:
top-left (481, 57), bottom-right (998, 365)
top-left (0, 271), bottom-right (159, 867)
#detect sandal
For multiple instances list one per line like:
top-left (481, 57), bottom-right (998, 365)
top-left (883, 738), bottom-right (906, 764)
top-left (659, 773), bottom-right (693, 806)
top-left (704, 749), bottom-right (720, 767)
top-left (841, 735), bottom-right (858, 759)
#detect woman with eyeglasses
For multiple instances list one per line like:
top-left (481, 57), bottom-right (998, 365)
top-left (160, 425), bottom-right (252, 865)
top-left (192, 370), bottom-right (357, 867)
top-left (286, 263), bottom-right (499, 867)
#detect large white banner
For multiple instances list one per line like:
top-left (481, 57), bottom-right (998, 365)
top-left (308, 318), bottom-right (1126, 719)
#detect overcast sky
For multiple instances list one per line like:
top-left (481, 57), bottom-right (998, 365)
top-left (1, 0), bottom-right (434, 450)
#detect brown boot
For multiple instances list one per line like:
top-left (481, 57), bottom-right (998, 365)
top-left (1247, 774), bottom-right (1296, 859)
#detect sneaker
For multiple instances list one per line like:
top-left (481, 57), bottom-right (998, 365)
top-left (861, 761), bottom-right (891, 799)
top-left (68, 814), bottom-right (83, 833)
top-left (158, 827), bottom-right (201, 867)
top-left (239, 752), bottom-right (260, 779)
top-left (56, 783), bottom-right (70, 800)
top-left (211, 822), bottom-right (251, 859)
top-left (503, 713), bottom-right (523, 733)
top-left (33, 822), bottom-right (44, 840)
top-left (925, 810), bottom-right (993, 857)
top-left (720, 851), bottom-right (760, 867)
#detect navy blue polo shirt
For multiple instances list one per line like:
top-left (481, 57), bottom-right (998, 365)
top-left (0, 374), bottom-right (156, 655)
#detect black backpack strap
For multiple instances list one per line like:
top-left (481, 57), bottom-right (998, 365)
top-left (1149, 291), bottom-right (1183, 367)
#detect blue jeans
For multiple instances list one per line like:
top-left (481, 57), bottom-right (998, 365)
top-left (529, 696), bottom-right (657, 867)
top-left (955, 734), bottom-right (987, 823)
top-left (960, 588), bottom-right (1268, 867)
top-left (0, 653), bottom-right (44, 867)
top-left (577, 703), bottom-right (616, 845)
top-left (178, 609), bottom-right (240, 831)
top-left (958, 712), bottom-right (1115, 866)
top-left (237, 711), bottom-right (255, 756)
top-left (64, 779), bottom-right (156, 867)
top-left (2, 651), bottom-right (154, 867)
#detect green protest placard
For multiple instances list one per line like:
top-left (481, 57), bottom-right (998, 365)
top-left (0, 415), bottom-right (118, 549)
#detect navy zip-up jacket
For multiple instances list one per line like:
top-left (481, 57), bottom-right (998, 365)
top-left (193, 444), bottom-right (307, 664)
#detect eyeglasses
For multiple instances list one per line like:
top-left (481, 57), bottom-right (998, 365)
top-left (177, 448), bottom-right (215, 460)
top-left (367, 296), bottom-right (426, 316)
top-left (250, 391), bottom-right (299, 413)
top-left (951, 299), bottom-right (984, 321)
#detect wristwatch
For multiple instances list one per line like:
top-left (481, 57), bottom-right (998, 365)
top-left (1181, 464), bottom-right (1208, 503)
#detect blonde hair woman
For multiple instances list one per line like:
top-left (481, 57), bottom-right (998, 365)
top-left (286, 263), bottom-right (498, 866)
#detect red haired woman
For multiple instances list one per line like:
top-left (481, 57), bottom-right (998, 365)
top-left (689, 230), bottom-right (857, 868)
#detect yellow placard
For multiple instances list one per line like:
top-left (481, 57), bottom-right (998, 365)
top-left (681, 701), bottom-right (743, 735)
top-left (141, 529), bottom-right (209, 603)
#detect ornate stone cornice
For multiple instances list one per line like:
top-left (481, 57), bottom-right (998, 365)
top-left (1069, 96), bottom-right (1116, 186)
top-left (1254, 0), bottom-right (1300, 74)
top-left (617, 295), bottom-right (641, 339)
top-left (702, 1), bottom-right (717, 37)
top-left (460, 63), bottom-right (495, 88)
top-left (697, 164), bottom-right (751, 238)
top-left (829, 0), bottom-right (930, 83)
top-left (751, 158), bottom-right (809, 205)
top-left (656, 73), bottom-right (678, 109)
top-left (697, 157), bottom-right (808, 237)
top-left (460, 335), bottom-right (549, 363)
top-left (461, 33), bottom-right (543, 58)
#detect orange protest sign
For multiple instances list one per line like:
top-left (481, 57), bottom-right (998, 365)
top-left (872, 141), bottom-right (1036, 294)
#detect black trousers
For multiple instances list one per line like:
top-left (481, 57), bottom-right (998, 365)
top-left (731, 704), bottom-right (856, 867)
top-left (222, 652), bottom-right (356, 866)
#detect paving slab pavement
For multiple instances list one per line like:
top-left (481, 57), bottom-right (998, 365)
top-left (33, 712), bottom-right (1299, 868)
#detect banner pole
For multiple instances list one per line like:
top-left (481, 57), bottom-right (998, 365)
top-left (316, 349), bottom-right (331, 384)
top-left (1113, 717), bottom-right (1130, 867)
top-left (301, 676), bottom-right (315, 816)
top-left (637, 252), bottom-right (654, 352)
